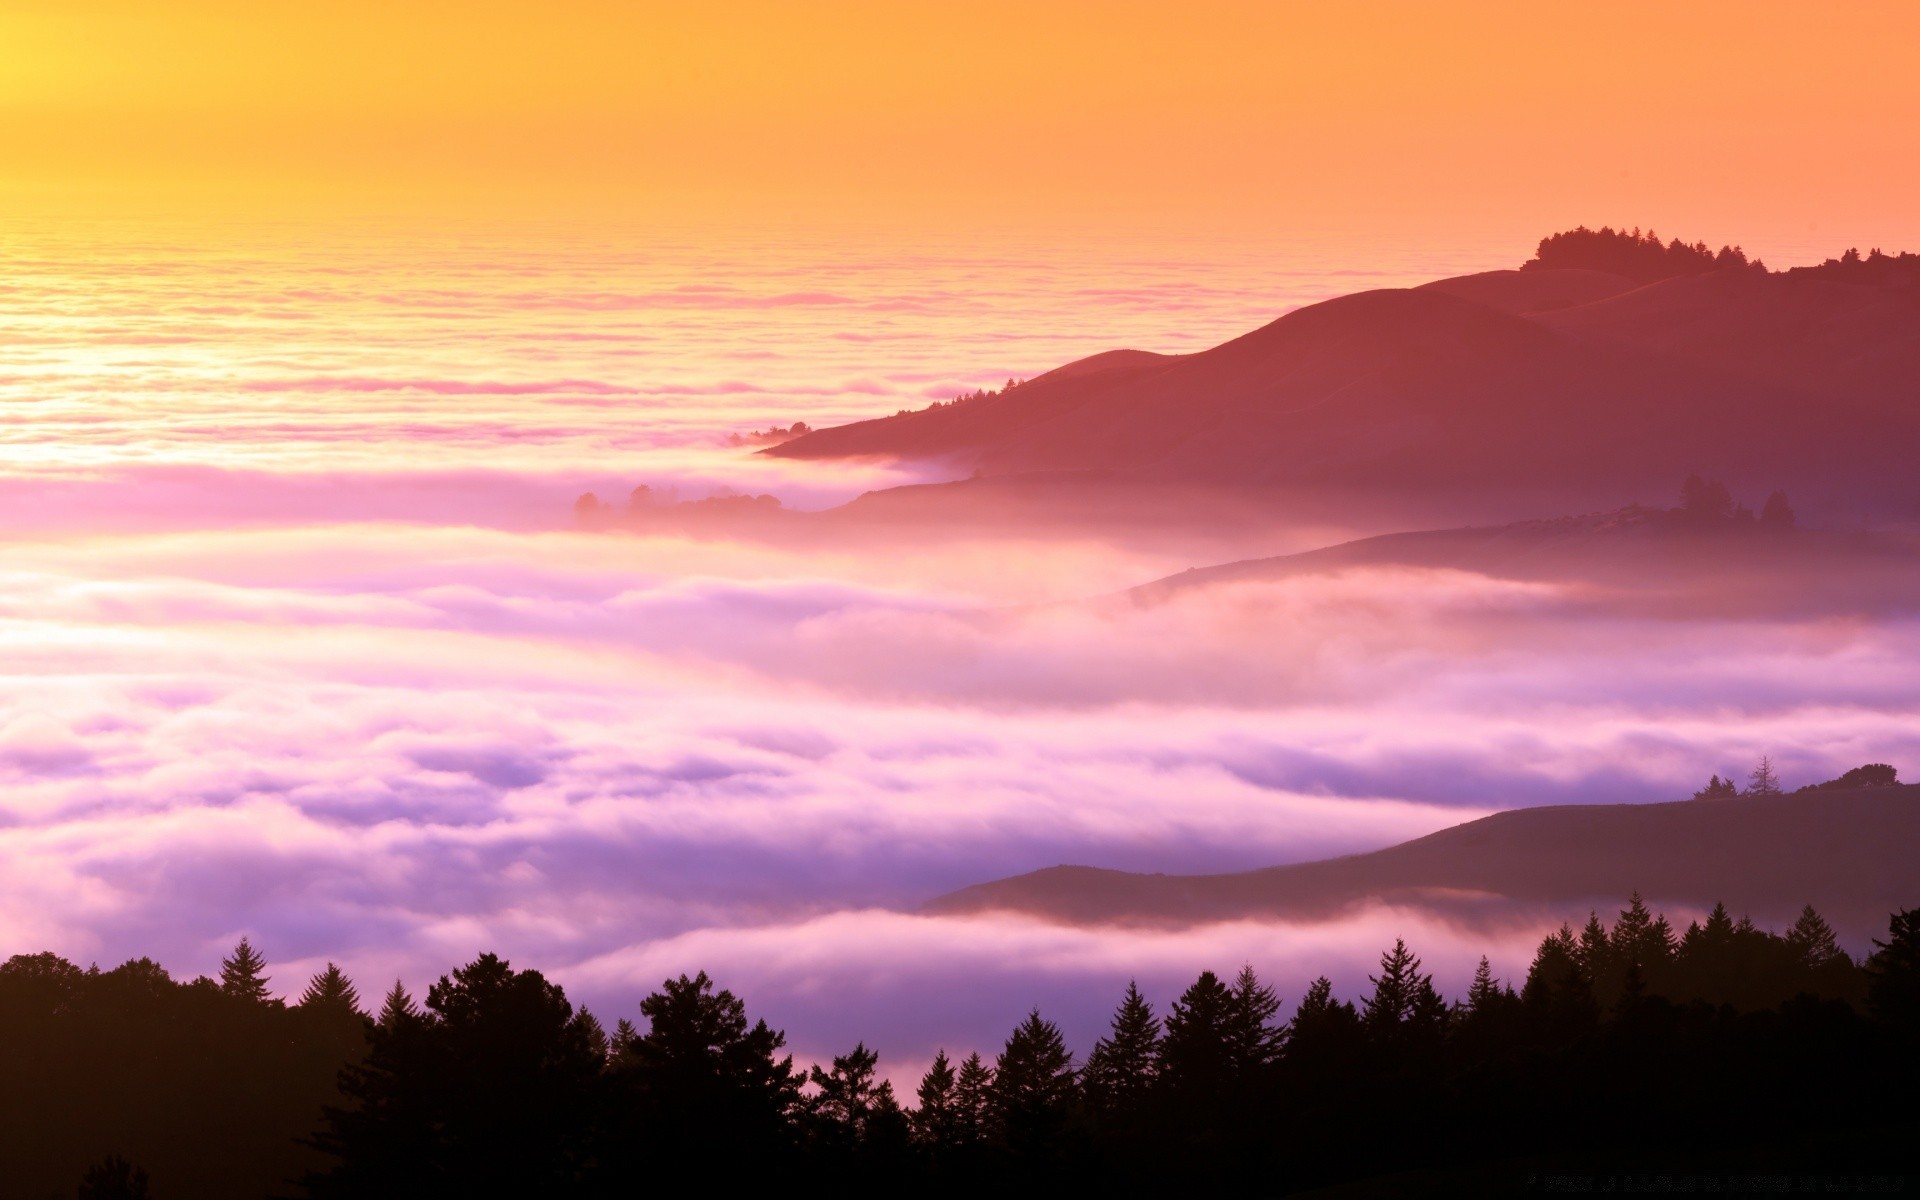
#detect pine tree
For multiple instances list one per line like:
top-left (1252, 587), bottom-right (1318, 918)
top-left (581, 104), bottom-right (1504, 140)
top-left (1160, 970), bottom-right (1235, 1094)
top-left (1866, 907), bottom-right (1920, 1032)
top-left (610, 1017), bottom-right (640, 1057)
top-left (377, 978), bottom-right (419, 1028)
top-left (990, 1010), bottom-right (1076, 1155)
top-left (953, 1051), bottom-right (994, 1141)
top-left (1466, 958), bottom-right (1497, 1011)
top-left (912, 1049), bottom-right (962, 1149)
top-left (1786, 904), bottom-right (1847, 970)
top-left (219, 937), bottom-right (273, 1004)
top-left (1226, 964), bottom-right (1287, 1072)
top-left (1577, 912), bottom-right (1612, 982)
top-left (573, 1008), bottom-right (610, 1061)
top-left (1081, 981), bottom-right (1161, 1125)
top-left (1363, 939), bottom-right (1433, 1033)
top-left (1748, 755), bottom-right (1783, 796)
top-left (298, 963), bottom-right (362, 1015)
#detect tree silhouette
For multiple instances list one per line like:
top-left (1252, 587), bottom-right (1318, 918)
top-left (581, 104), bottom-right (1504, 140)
top-left (912, 1049), bottom-right (964, 1152)
top-left (808, 1041), bottom-right (901, 1150)
top-left (614, 970), bottom-right (803, 1178)
top-left (219, 937), bottom-right (272, 1004)
top-left (1080, 981), bottom-right (1160, 1128)
top-left (1748, 755), bottom-right (1783, 796)
top-left (1362, 939), bottom-right (1436, 1036)
top-left (1160, 970), bottom-right (1235, 1099)
top-left (309, 953), bottom-right (603, 1197)
top-left (1226, 964), bottom-right (1287, 1073)
top-left (376, 979), bottom-right (418, 1028)
top-left (299, 963), bottom-right (362, 1015)
top-left (1786, 905), bottom-right (1848, 972)
top-left (1760, 490), bottom-right (1796, 529)
top-left (1866, 907), bottom-right (1920, 1035)
top-left (953, 1050), bottom-right (995, 1143)
top-left (990, 1010), bottom-right (1077, 1164)
top-left (77, 1155), bottom-right (150, 1200)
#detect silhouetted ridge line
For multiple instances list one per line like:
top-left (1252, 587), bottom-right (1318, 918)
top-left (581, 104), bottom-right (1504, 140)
top-left (927, 785), bottom-right (1920, 935)
top-left (6, 902), bottom-right (1920, 1194)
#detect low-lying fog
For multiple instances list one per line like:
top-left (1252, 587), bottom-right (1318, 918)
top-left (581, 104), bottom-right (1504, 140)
top-left (4, 516), bottom-right (1916, 1077)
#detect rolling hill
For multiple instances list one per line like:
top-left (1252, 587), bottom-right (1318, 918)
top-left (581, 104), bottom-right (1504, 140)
top-left (924, 785), bottom-right (1920, 943)
top-left (769, 256), bottom-right (1920, 521)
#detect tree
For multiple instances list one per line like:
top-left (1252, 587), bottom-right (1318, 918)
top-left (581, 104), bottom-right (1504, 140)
top-left (77, 1155), bottom-right (150, 1200)
top-left (1362, 939), bottom-right (1435, 1035)
top-left (1760, 490), bottom-right (1795, 529)
top-left (310, 953), bottom-right (604, 1198)
top-left (1226, 964), bottom-right (1287, 1073)
top-left (808, 1041), bottom-right (898, 1146)
top-left (953, 1051), bottom-right (994, 1141)
top-left (376, 979), bottom-right (418, 1028)
top-left (298, 963), bottom-right (362, 1015)
top-left (1693, 774), bottom-right (1739, 800)
top-left (1785, 905), bottom-right (1848, 972)
top-left (1159, 970), bottom-right (1235, 1096)
top-left (1080, 981), bottom-right (1160, 1126)
top-left (912, 1049), bottom-right (963, 1150)
top-left (616, 971), bottom-right (804, 1176)
top-left (1866, 907), bottom-right (1920, 1034)
top-left (990, 1010), bottom-right (1077, 1161)
top-left (1680, 475), bottom-right (1735, 520)
top-left (1747, 755), bottom-right (1783, 796)
top-left (220, 937), bottom-right (272, 1004)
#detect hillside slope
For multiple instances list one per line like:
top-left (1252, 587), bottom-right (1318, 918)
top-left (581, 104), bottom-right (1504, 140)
top-left (770, 265), bottom-right (1920, 516)
top-left (925, 786), bottom-right (1920, 940)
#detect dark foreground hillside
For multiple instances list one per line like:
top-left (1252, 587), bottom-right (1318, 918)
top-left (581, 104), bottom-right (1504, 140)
top-left (927, 785), bottom-right (1920, 939)
top-left (7, 898), bottom-right (1920, 1197)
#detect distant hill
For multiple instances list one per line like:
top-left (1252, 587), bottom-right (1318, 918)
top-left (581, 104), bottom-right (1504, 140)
top-left (924, 786), bottom-right (1920, 943)
top-left (769, 231), bottom-right (1920, 520)
top-left (1124, 505), bottom-right (1920, 618)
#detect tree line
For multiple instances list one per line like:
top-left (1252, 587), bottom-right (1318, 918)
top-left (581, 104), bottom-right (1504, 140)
top-left (6, 899), bottom-right (1919, 1198)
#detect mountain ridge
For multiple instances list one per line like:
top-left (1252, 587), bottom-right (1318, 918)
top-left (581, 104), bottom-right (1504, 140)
top-left (923, 785), bottom-right (1920, 943)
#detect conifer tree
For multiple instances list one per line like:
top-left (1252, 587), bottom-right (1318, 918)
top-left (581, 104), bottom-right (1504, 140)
top-left (1785, 905), bottom-right (1846, 971)
top-left (1465, 957), bottom-right (1502, 1016)
top-left (1577, 912), bottom-right (1612, 982)
top-left (1226, 964), bottom-right (1287, 1072)
top-left (220, 937), bottom-right (273, 1004)
top-left (1362, 939), bottom-right (1434, 1034)
top-left (377, 979), bottom-right (419, 1028)
top-left (573, 1008), bottom-right (610, 1061)
top-left (1081, 981), bottom-right (1161, 1124)
top-left (912, 1050), bottom-right (962, 1149)
top-left (1160, 970), bottom-right (1235, 1094)
top-left (1866, 907), bottom-right (1920, 1033)
top-left (953, 1051), bottom-right (994, 1140)
top-left (611, 1017), bottom-right (640, 1058)
top-left (990, 1010), bottom-right (1076, 1155)
top-left (298, 963), bottom-right (363, 1015)
top-left (1748, 755), bottom-right (1783, 796)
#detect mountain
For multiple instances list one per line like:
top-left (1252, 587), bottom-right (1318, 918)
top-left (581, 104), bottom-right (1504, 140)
top-left (769, 246), bottom-right (1920, 520)
top-left (1123, 505), bottom-right (1920, 618)
top-left (924, 785), bottom-right (1920, 942)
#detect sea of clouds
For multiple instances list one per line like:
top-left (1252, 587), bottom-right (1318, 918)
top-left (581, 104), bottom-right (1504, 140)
top-left (2, 219), bottom-right (1911, 1079)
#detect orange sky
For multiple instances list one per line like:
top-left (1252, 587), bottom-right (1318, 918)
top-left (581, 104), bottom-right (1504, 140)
top-left (3, 1), bottom-right (1919, 249)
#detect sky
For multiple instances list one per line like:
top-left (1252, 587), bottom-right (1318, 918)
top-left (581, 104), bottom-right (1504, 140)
top-left (2, 1), bottom-right (1919, 1076)
top-left (2, 1), bottom-right (1918, 248)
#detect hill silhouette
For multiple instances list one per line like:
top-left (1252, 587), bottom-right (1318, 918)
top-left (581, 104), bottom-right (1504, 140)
top-left (1122, 503), bottom-right (1920, 618)
top-left (925, 785), bottom-right (1920, 941)
top-left (769, 232), bottom-right (1920, 521)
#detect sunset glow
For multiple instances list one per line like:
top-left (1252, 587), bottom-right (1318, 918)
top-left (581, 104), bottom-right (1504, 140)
top-left (4, 4), bottom-right (1919, 1191)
